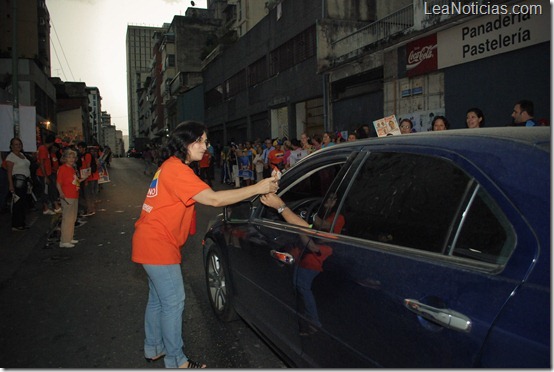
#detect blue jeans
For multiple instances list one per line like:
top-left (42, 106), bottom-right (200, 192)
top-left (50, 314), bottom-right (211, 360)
top-left (296, 267), bottom-right (322, 327)
top-left (142, 264), bottom-right (189, 368)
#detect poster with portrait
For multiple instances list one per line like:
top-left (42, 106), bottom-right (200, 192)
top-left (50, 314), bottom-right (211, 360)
top-left (98, 164), bottom-right (110, 184)
top-left (373, 115), bottom-right (401, 137)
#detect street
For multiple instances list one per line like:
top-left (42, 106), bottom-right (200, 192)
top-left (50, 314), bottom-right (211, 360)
top-left (0, 157), bottom-right (286, 368)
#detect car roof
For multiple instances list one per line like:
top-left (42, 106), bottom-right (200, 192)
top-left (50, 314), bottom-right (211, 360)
top-left (335, 127), bottom-right (550, 151)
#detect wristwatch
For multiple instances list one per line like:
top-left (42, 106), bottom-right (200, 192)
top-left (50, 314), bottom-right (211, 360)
top-left (277, 204), bottom-right (287, 214)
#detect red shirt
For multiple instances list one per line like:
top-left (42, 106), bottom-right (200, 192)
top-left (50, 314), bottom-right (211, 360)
top-left (132, 156), bottom-right (210, 265)
top-left (57, 164), bottom-right (80, 199)
top-left (199, 152), bottom-right (210, 168)
top-left (89, 156), bottom-right (100, 181)
top-left (51, 152), bottom-right (60, 172)
top-left (79, 152), bottom-right (92, 180)
top-left (268, 149), bottom-right (285, 166)
top-left (36, 145), bottom-right (51, 177)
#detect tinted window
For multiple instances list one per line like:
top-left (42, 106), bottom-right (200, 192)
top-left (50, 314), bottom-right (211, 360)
top-left (340, 152), bottom-right (470, 253)
top-left (450, 187), bottom-right (516, 265)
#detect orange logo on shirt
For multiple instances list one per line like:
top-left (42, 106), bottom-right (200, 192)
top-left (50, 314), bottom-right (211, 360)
top-left (147, 169), bottom-right (161, 197)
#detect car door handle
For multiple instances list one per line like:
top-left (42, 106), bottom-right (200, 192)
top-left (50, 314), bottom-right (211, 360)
top-left (270, 250), bottom-right (295, 265)
top-left (404, 299), bottom-right (472, 333)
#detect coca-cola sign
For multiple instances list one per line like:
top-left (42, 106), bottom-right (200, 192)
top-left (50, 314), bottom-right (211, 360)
top-left (406, 34), bottom-right (438, 77)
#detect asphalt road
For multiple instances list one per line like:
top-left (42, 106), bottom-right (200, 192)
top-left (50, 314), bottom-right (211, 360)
top-left (0, 157), bottom-right (286, 368)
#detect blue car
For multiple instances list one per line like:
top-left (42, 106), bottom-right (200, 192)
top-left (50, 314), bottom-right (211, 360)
top-left (202, 127), bottom-right (550, 367)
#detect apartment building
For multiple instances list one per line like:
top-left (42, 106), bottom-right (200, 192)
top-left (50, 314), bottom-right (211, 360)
top-left (202, 0), bottom-right (381, 144)
top-left (126, 24), bottom-right (167, 148)
top-left (200, 0), bottom-right (549, 144)
top-left (87, 86), bottom-right (102, 145)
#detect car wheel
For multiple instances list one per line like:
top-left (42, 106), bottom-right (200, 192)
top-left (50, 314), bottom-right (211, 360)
top-left (205, 244), bottom-right (238, 322)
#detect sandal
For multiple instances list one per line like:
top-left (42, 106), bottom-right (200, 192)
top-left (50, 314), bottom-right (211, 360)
top-left (145, 353), bottom-right (165, 362)
top-left (180, 359), bottom-right (206, 368)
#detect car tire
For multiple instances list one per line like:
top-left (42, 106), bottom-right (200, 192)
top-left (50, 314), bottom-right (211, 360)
top-left (205, 244), bottom-right (239, 322)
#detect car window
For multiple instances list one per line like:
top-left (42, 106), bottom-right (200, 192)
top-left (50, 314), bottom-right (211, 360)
top-left (338, 151), bottom-right (517, 267)
top-left (449, 186), bottom-right (516, 265)
top-left (339, 152), bottom-right (470, 253)
top-left (261, 162), bottom-right (345, 222)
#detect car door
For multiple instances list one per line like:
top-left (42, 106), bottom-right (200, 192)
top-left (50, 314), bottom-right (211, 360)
top-left (297, 149), bottom-right (541, 367)
top-left (227, 150), bottom-right (356, 366)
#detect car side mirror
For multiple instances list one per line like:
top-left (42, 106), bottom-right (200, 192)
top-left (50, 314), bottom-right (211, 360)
top-left (224, 201), bottom-right (252, 223)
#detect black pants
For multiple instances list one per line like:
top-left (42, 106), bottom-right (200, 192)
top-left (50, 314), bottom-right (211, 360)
top-left (11, 180), bottom-right (28, 228)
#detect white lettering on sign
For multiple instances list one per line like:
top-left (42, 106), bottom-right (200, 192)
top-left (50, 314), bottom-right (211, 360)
top-left (407, 44), bottom-right (437, 70)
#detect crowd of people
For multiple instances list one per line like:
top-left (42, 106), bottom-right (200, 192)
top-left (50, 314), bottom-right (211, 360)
top-left (1, 135), bottom-right (112, 247)
top-left (1, 98), bottom-right (544, 234)
top-left (179, 99), bottom-right (546, 188)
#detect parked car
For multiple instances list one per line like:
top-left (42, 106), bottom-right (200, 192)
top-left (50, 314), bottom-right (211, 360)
top-left (126, 148), bottom-right (142, 158)
top-left (202, 127), bottom-right (550, 368)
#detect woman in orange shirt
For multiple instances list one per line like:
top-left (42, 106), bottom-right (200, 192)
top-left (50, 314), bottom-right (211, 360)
top-left (56, 149), bottom-right (83, 248)
top-left (132, 121), bottom-right (279, 368)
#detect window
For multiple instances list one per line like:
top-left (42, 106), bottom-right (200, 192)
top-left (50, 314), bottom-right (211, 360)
top-left (338, 151), bottom-right (516, 267)
top-left (450, 187), bottom-right (516, 265)
top-left (262, 162), bottom-right (345, 223)
top-left (340, 152), bottom-right (470, 253)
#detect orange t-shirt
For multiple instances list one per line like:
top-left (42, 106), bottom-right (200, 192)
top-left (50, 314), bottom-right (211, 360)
top-left (328, 212), bottom-right (345, 234)
top-left (89, 156), bottom-right (100, 181)
top-left (36, 145), bottom-right (52, 177)
top-left (132, 156), bottom-right (210, 265)
top-left (300, 245), bottom-right (333, 272)
top-left (57, 164), bottom-right (80, 198)
top-left (268, 149), bottom-right (285, 166)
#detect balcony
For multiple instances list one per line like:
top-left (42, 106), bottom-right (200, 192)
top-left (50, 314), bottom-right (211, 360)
top-left (328, 4), bottom-right (413, 66)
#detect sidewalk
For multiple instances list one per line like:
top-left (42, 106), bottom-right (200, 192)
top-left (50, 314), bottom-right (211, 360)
top-left (0, 207), bottom-right (59, 285)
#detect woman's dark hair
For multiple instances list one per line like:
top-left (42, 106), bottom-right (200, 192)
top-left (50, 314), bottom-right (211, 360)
top-left (10, 137), bottom-right (23, 150)
top-left (431, 115), bottom-right (450, 130)
top-left (165, 121), bottom-right (207, 164)
top-left (466, 107), bottom-right (485, 127)
top-left (356, 125), bottom-right (368, 139)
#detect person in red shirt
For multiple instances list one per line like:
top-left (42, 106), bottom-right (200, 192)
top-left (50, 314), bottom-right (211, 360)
top-left (260, 192), bottom-right (344, 335)
top-left (36, 134), bottom-right (56, 215)
top-left (87, 147), bottom-right (100, 207)
top-left (198, 150), bottom-right (212, 186)
top-left (56, 149), bottom-right (85, 248)
top-left (49, 142), bottom-right (62, 213)
top-left (132, 121), bottom-right (279, 368)
top-left (76, 142), bottom-right (95, 216)
top-left (267, 140), bottom-right (285, 170)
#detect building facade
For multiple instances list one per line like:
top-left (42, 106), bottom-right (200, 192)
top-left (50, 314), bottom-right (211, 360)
top-left (87, 86), bottom-right (102, 145)
top-left (52, 79), bottom-right (90, 144)
top-left (126, 24), bottom-right (167, 149)
top-left (199, 0), bottom-right (549, 144)
top-left (202, 0), bottom-right (381, 145)
top-left (321, 0), bottom-right (550, 133)
top-left (0, 0), bottom-right (56, 146)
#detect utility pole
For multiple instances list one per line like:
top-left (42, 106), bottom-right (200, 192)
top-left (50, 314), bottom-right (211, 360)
top-left (12, 0), bottom-right (20, 138)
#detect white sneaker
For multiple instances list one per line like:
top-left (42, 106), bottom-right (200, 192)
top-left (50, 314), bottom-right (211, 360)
top-left (43, 209), bottom-right (56, 215)
top-left (70, 239), bottom-right (79, 244)
top-left (59, 242), bottom-right (75, 248)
